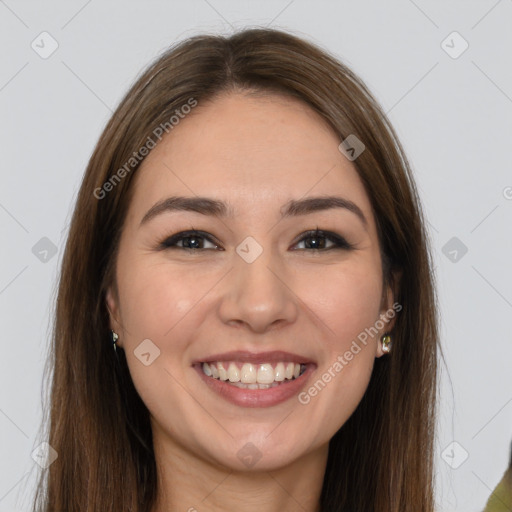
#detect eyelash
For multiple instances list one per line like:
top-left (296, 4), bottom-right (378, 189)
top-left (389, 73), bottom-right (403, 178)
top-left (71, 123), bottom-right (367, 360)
top-left (158, 229), bottom-right (354, 252)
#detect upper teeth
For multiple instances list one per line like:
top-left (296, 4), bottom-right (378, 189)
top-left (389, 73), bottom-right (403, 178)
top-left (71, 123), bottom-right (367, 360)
top-left (202, 361), bottom-right (304, 384)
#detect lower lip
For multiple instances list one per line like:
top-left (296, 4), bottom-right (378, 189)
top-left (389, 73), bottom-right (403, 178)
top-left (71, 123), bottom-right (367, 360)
top-left (193, 364), bottom-right (315, 408)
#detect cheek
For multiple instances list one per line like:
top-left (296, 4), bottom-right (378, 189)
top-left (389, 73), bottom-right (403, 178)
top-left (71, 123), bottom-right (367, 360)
top-left (114, 262), bottom-right (201, 415)
top-left (298, 262), bottom-right (383, 349)
top-left (298, 264), bottom-right (382, 426)
top-left (117, 259), bottom-right (208, 341)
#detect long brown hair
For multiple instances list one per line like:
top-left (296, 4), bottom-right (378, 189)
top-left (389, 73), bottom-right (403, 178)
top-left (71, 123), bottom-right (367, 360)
top-left (34, 28), bottom-right (439, 511)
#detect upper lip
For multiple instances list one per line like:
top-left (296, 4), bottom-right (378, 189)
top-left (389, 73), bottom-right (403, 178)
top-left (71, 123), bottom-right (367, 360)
top-left (192, 350), bottom-right (315, 365)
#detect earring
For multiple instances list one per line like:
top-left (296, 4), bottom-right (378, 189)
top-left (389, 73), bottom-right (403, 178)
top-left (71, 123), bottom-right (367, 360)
top-left (111, 330), bottom-right (119, 352)
top-left (381, 333), bottom-right (392, 354)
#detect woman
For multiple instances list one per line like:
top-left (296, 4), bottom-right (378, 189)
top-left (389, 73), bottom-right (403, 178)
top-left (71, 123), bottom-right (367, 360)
top-left (34, 28), bottom-right (439, 511)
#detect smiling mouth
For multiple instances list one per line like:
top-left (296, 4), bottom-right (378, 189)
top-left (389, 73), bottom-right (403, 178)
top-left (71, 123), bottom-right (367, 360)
top-left (200, 361), bottom-right (308, 389)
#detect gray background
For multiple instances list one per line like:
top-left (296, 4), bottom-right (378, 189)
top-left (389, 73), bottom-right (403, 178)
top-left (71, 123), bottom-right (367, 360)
top-left (1, 1), bottom-right (511, 510)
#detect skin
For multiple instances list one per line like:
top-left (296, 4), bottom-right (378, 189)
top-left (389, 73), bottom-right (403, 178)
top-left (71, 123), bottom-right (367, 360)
top-left (106, 92), bottom-right (397, 512)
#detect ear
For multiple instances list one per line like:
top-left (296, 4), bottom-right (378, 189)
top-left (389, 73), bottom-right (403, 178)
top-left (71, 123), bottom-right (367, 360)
top-left (376, 270), bottom-right (402, 358)
top-left (106, 285), bottom-right (124, 348)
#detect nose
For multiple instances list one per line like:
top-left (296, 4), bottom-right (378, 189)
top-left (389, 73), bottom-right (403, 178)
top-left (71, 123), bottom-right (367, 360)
top-left (217, 245), bottom-right (298, 334)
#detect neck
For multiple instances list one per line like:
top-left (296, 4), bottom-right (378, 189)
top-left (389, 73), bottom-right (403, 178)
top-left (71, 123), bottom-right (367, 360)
top-left (150, 425), bottom-right (327, 512)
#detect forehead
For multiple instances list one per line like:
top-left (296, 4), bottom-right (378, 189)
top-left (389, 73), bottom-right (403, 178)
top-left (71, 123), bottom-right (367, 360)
top-left (128, 92), bottom-right (375, 225)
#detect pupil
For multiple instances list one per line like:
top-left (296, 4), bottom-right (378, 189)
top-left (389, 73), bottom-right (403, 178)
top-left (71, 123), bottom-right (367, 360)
top-left (307, 236), bottom-right (324, 249)
top-left (187, 236), bottom-right (200, 248)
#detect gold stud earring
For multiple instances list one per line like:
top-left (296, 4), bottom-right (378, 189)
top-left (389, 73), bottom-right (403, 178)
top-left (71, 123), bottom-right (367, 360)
top-left (381, 333), bottom-right (392, 354)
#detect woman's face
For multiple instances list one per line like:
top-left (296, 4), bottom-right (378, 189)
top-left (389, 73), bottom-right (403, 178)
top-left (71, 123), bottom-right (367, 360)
top-left (107, 92), bottom-right (396, 472)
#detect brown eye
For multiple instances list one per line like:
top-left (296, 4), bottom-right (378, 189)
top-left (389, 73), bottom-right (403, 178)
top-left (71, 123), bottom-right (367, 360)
top-left (292, 229), bottom-right (353, 251)
top-left (159, 230), bottom-right (221, 251)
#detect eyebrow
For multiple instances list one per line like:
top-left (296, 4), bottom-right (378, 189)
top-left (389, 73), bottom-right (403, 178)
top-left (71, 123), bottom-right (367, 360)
top-left (139, 195), bottom-right (368, 228)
